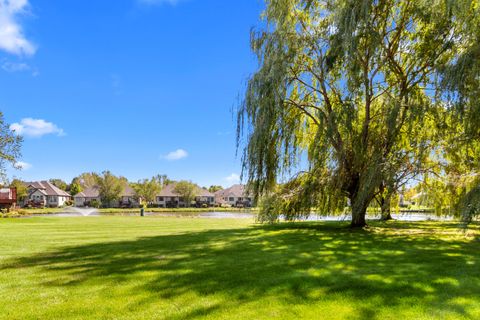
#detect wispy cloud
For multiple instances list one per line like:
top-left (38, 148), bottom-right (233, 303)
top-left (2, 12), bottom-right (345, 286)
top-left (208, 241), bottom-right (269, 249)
top-left (14, 161), bottom-right (32, 170)
top-left (10, 118), bottom-right (65, 138)
top-left (1, 60), bottom-right (38, 75)
top-left (137, 0), bottom-right (184, 6)
top-left (162, 149), bottom-right (188, 161)
top-left (225, 173), bottom-right (240, 184)
top-left (0, 0), bottom-right (36, 56)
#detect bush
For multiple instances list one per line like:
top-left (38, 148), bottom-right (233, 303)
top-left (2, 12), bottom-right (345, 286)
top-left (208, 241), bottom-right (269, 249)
top-left (89, 200), bottom-right (101, 208)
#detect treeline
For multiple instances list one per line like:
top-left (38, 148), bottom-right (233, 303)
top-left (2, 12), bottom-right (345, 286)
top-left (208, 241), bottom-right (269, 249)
top-left (8, 171), bottom-right (226, 207)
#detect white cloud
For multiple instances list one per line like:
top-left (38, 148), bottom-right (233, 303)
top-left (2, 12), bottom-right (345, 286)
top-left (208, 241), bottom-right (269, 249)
top-left (2, 60), bottom-right (28, 71)
top-left (0, 0), bottom-right (36, 56)
top-left (162, 149), bottom-right (188, 161)
top-left (225, 173), bottom-right (240, 184)
top-left (10, 118), bottom-right (65, 138)
top-left (14, 161), bottom-right (31, 170)
top-left (138, 0), bottom-right (183, 6)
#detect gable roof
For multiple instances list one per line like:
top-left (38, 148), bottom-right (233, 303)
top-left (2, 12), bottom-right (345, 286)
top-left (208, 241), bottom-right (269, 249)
top-left (75, 186), bottom-right (100, 198)
top-left (27, 181), bottom-right (71, 197)
top-left (215, 184), bottom-right (249, 198)
top-left (122, 184), bottom-right (136, 197)
top-left (157, 183), bottom-right (214, 198)
top-left (74, 184), bottom-right (136, 198)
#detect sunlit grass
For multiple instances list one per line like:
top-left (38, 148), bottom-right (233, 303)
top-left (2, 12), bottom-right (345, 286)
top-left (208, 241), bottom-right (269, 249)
top-left (0, 217), bottom-right (478, 319)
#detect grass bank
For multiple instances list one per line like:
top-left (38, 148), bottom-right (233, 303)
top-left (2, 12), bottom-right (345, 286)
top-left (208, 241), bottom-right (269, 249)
top-left (0, 217), bottom-right (478, 319)
top-left (5, 207), bottom-right (257, 217)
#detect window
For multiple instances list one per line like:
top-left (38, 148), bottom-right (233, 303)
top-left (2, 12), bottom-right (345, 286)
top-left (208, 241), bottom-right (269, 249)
top-left (158, 197), bottom-right (164, 202)
top-left (229, 197), bottom-right (234, 202)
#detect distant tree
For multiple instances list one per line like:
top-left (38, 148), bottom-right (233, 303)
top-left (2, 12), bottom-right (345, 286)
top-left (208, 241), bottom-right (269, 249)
top-left (134, 178), bottom-right (161, 205)
top-left (174, 181), bottom-right (197, 207)
top-left (208, 185), bottom-right (223, 193)
top-left (0, 112), bottom-right (22, 182)
top-left (96, 171), bottom-right (124, 207)
top-left (10, 179), bottom-right (27, 202)
top-left (155, 174), bottom-right (173, 188)
top-left (75, 172), bottom-right (100, 188)
top-left (69, 182), bottom-right (83, 196)
top-left (49, 179), bottom-right (68, 191)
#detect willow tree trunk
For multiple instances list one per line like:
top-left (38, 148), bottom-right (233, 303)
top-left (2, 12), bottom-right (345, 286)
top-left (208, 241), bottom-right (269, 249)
top-left (380, 194), bottom-right (393, 221)
top-left (350, 193), bottom-right (370, 228)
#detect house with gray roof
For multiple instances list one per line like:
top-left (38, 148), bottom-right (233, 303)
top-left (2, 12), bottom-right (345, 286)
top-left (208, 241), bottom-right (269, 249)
top-left (24, 181), bottom-right (72, 208)
top-left (74, 186), bottom-right (101, 207)
top-left (214, 184), bottom-right (252, 207)
top-left (154, 183), bottom-right (215, 208)
top-left (74, 184), bottom-right (140, 208)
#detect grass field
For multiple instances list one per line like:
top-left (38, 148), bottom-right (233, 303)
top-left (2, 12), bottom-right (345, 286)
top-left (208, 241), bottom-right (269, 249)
top-left (0, 217), bottom-right (479, 319)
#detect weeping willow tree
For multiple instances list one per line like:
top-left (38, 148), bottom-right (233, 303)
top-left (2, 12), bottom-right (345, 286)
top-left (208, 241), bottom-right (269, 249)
top-left (438, 1), bottom-right (480, 222)
top-left (237, 0), bottom-right (473, 227)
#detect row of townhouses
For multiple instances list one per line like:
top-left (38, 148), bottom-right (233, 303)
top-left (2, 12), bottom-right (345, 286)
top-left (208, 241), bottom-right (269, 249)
top-left (74, 183), bottom-right (252, 208)
top-left (14, 180), bottom-right (251, 208)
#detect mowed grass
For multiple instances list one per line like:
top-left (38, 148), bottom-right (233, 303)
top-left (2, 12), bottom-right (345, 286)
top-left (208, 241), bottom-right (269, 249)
top-left (0, 217), bottom-right (479, 319)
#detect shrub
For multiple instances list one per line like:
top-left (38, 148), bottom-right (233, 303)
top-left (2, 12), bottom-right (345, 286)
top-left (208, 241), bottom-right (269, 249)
top-left (89, 200), bottom-right (101, 208)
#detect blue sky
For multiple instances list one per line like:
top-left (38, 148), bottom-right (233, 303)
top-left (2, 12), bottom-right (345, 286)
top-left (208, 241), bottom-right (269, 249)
top-left (1, 0), bottom-right (264, 187)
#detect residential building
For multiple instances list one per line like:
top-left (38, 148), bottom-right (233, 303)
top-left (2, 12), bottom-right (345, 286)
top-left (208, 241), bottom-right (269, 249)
top-left (215, 184), bottom-right (252, 207)
top-left (154, 183), bottom-right (215, 208)
top-left (0, 188), bottom-right (17, 209)
top-left (115, 185), bottom-right (141, 208)
top-left (75, 185), bottom-right (140, 208)
top-left (74, 186), bottom-right (101, 207)
top-left (24, 181), bottom-right (71, 208)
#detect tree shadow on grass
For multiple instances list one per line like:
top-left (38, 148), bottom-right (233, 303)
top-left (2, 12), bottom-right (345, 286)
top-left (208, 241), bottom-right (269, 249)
top-left (2, 222), bottom-right (480, 319)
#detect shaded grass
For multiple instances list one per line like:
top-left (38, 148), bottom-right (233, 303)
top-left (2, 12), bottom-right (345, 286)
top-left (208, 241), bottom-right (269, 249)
top-left (0, 217), bottom-right (479, 319)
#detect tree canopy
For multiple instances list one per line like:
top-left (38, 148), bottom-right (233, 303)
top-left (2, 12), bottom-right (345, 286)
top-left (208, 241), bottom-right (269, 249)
top-left (238, 0), bottom-right (480, 227)
top-left (174, 181), bottom-right (197, 206)
top-left (134, 177), bottom-right (162, 205)
top-left (95, 171), bottom-right (124, 207)
top-left (0, 112), bottom-right (22, 183)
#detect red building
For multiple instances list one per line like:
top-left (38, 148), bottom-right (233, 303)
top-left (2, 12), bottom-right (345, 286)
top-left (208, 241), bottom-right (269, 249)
top-left (0, 188), bottom-right (17, 209)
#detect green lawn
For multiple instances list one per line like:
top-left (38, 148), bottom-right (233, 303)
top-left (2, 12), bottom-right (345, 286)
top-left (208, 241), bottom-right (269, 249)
top-left (0, 217), bottom-right (479, 319)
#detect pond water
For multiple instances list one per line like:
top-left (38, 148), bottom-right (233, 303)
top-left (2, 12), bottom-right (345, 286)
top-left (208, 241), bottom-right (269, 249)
top-left (25, 209), bottom-right (456, 222)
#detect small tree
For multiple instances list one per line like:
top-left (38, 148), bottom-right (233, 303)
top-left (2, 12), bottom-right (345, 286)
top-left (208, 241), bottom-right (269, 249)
top-left (96, 171), bottom-right (124, 208)
top-left (10, 179), bottom-right (27, 202)
top-left (74, 172), bottom-right (100, 189)
top-left (134, 178), bottom-right (161, 205)
top-left (174, 181), bottom-right (197, 207)
top-left (69, 182), bottom-right (83, 196)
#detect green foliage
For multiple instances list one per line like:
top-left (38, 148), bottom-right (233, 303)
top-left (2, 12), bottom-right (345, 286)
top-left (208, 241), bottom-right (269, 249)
top-left (69, 182), bottom-right (83, 196)
top-left (95, 171), bottom-right (124, 207)
top-left (0, 112), bottom-right (22, 182)
top-left (74, 172), bottom-right (100, 189)
top-left (174, 181), bottom-right (197, 206)
top-left (208, 185), bottom-right (223, 193)
top-left (9, 179), bottom-right (27, 201)
top-left (238, 0), bottom-right (477, 226)
top-left (89, 199), bottom-right (101, 209)
top-left (134, 178), bottom-right (161, 204)
top-left (0, 218), bottom-right (479, 319)
top-left (49, 179), bottom-right (68, 191)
